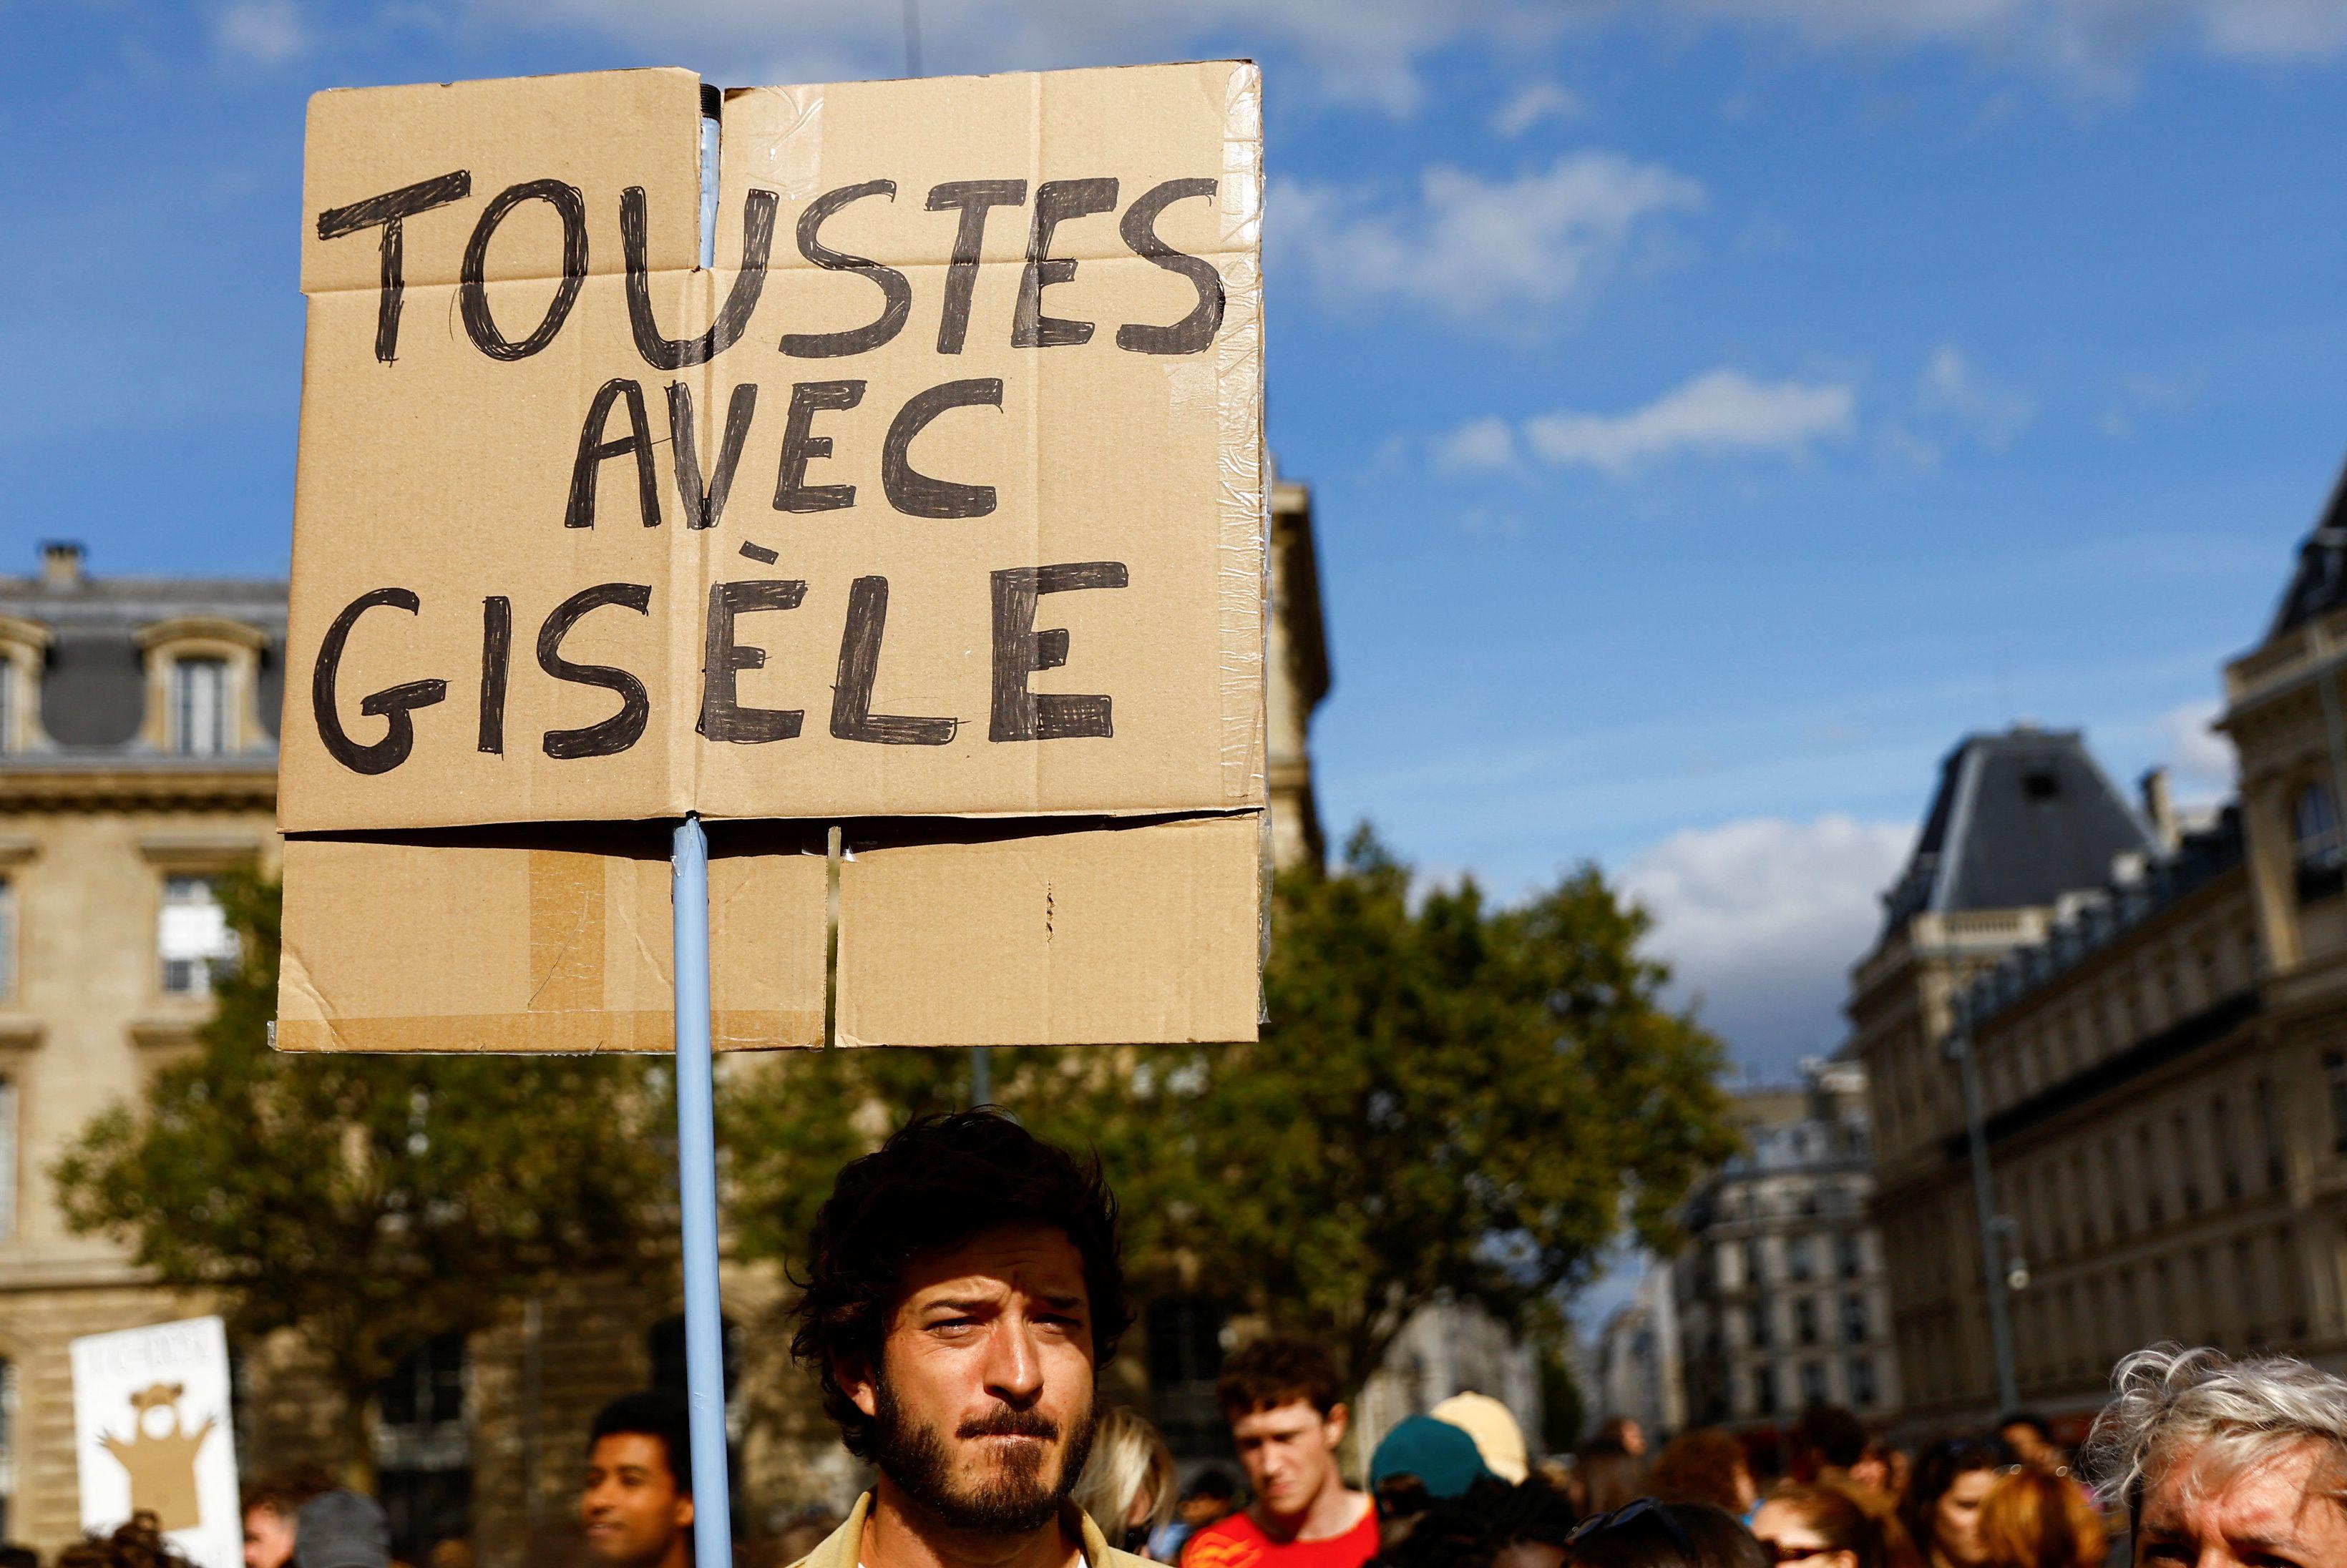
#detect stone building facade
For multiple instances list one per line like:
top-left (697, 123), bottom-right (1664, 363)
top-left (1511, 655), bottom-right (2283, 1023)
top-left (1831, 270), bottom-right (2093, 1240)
top-left (1674, 1061), bottom-right (1900, 1431)
top-left (1850, 461), bottom-right (2347, 1422)
top-left (0, 474), bottom-right (1333, 1560)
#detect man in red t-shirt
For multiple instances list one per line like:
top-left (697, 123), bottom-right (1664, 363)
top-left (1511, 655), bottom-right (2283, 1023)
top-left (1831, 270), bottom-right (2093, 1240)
top-left (1182, 1339), bottom-right (1378, 1568)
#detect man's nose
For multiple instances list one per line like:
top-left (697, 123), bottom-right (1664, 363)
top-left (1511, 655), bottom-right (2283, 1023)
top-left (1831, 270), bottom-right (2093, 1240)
top-left (980, 1318), bottom-right (1045, 1406)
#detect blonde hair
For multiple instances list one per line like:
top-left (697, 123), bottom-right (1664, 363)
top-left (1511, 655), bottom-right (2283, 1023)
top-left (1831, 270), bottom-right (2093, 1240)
top-left (2084, 1345), bottom-right (2347, 1522)
top-left (1073, 1406), bottom-right (1178, 1544)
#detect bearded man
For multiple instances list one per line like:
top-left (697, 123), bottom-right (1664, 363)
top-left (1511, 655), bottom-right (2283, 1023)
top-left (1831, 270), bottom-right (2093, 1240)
top-left (786, 1111), bottom-right (1137, 1568)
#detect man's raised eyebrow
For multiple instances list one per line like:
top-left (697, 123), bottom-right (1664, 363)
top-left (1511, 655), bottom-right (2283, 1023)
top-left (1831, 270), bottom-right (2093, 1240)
top-left (921, 1296), bottom-right (999, 1313)
top-left (1040, 1293), bottom-right (1085, 1309)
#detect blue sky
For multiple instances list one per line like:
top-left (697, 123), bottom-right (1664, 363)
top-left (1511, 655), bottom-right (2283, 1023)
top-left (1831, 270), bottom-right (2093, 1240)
top-left (9, 0), bottom-right (2347, 1079)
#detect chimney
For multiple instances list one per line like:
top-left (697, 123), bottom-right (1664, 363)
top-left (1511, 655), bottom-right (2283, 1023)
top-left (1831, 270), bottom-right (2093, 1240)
top-left (2140, 765), bottom-right (2178, 851)
top-left (40, 540), bottom-right (83, 591)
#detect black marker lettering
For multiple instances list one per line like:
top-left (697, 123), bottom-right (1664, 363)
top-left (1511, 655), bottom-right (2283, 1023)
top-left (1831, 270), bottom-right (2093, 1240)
top-left (459, 180), bottom-right (587, 361)
top-left (988, 562), bottom-right (1128, 741)
top-left (565, 378), bottom-right (663, 529)
top-left (477, 594), bottom-right (511, 755)
top-left (311, 587), bottom-right (447, 775)
top-left (666, 381), bottom-right (759, 530)
top-left (882, 378), bottom-right (1002, 519)
top-left (315, 170), bottom-right (471, 363)
top-left (773, 380), bottom-right (865, 514)
top-left (536, 582), bottom-right (653, 759)
top-left (1013, 177), bottom-right (1117, 348)
top-left (621, 185), bottom-right (780, 370)
top-left (781, 181), bottom-right (912, 358)
top-left (1116, 178), bottom-right (1223, 355)
top-left (831, 577), bottom-right (956, 745)
top-left (700, 579), bottom-right (807, 743)
top-left (924, 179), bottom-right (1025, 354)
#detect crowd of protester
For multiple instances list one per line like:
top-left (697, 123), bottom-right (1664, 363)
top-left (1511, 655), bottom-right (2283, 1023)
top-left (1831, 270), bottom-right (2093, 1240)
top-left (17, 1113), bottom-right (2347, 1568)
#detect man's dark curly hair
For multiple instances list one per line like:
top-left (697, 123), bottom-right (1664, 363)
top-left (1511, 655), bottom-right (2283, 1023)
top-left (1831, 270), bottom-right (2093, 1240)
top-left (1216, 1336), bottom-right (1344, 1420)
top-left (787, 1109), bottom-right (1131, 1460)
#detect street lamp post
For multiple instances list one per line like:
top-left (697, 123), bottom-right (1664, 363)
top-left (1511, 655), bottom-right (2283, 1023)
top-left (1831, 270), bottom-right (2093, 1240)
top-left (1945, 1004), bottom-right (2021, 1414)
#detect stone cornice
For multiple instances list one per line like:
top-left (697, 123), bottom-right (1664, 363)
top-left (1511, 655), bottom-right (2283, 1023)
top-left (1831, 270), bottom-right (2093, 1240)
top-left (0, 767), bottom-right (276, 812)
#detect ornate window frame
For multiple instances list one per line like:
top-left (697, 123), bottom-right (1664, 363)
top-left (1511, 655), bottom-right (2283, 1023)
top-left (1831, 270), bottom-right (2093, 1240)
top-left (0, 615), bottom-right (54, 755)
top-left (139, 617), bottom-right (268, 757)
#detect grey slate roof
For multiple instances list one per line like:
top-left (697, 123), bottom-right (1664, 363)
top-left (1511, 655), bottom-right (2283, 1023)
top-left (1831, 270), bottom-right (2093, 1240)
top-left (1961, 805), bottom-right (2244, 1030)
top-left (1879, 726), bottom-right (2157, 936)
top-left (2269, 452), bottom-right (2347, 639)
top-left (0, 557), bottom-right (287, 763)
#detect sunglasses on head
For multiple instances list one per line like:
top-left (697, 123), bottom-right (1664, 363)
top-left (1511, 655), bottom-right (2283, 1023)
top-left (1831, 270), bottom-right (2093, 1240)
top-left (1568, 1499), bottom-right (1696, 1555)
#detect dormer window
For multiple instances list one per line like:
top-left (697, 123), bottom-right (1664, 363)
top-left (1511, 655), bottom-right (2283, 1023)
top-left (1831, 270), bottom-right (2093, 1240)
top-left (138, 617), bottom-right (267, 758)
top-left (2294, 780), bottom-right (2343, 903)
top-left (0, 616), bottom-right (54, 755)
top-left (172, 657), bottom-right (228, 757)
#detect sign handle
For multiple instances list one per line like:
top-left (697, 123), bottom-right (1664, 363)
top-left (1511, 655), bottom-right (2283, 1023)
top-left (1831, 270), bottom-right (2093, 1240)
top-left (670, 813), bottom-right (733, 1568)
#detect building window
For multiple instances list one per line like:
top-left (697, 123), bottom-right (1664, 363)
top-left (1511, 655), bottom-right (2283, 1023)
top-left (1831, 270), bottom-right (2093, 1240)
top-left (1848, 1356), bottom-right (1876, 1408)
top-left (1800, 1361), bottom-right (1829, 1407)
top-left (377, 1335), bottom-right (469, 1567)
top-left (1837, 1231), bottom-right (1862, 1278)
top-left (1841, 1293), bottom-right (1868, 1344)
top-left (1747, 1304), bottom-right (1770, 1350)
top-left (0, 1076), bottom-right (13, 1244)
top-left (1745, 1237), bottom-right (1767, 1286)
top-left (0, 1355), bottom-right (15, 1539)
top-left (1795, 1298), bottom-right (1819, 1346)
top-left (2326, 1054), bottom-right (2347, 1156)
top-left (159, 875), bottom-right (238, 996)
top-left (171, 657), bottom-right (228, 757)
top-left (2257, 1077), bottom-right (2288, 1190)
top-left (1789, 1235), bottom-right (1816, 1281)
top-left (2213, 1094), bottom-right (2242, 1200)
top-left (2139, 1124), bottom-right (2165, 1225)
top-left (1755, 1365), bottom-right (1779, 1417)
top-left (0, 660), bottom-right (14, 758)
top-left (1141, 1296), bottom-right (1229, 1456)
top-left (0, 877), bottom-right (14, 1004)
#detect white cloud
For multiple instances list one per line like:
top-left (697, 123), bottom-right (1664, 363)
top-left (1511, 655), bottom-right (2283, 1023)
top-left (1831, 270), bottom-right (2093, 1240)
top-left (1919, 344), bottom-right (2033, 446)
top-left (1621, 813), bottom-right (1914, 1071)
top-left (2157, 697), bottom-right (2236, 800)
top-left (215, 0), bottom-right (308, 64)
top-left (1433, 416), bottom-right (1519, 471)
top-left (1275, 153), bottom-right (1703, 323)
top-left (464, 0), bottom-right (1557, 114)
top-left (1492, 79), bottom-right (1586, 137)
top-left (449, 0), bottom-right (2347, 115)
top-left (1512, 368), bottom-right (1855, 474)
top-left (1659, 0), bottom-right (2347, 91)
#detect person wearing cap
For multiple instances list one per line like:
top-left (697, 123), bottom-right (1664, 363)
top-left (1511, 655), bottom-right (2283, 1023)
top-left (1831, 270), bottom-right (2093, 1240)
top-left (292, 1492), bottom-right (389, 1568)
top-left (1428, 1393), bottom-right (1528, 1486)
top-left (1369, 1414), bottom-right (1498, 1551)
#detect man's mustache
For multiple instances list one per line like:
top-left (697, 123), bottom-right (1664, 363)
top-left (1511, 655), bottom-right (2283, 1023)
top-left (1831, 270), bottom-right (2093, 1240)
top-left (957, 1408), bottom-right (1060, 1441)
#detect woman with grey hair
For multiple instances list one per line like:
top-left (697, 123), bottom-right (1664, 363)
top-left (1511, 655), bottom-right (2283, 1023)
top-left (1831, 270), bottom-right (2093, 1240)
top-left (2082, 1343), bottom-right (2347, 1565)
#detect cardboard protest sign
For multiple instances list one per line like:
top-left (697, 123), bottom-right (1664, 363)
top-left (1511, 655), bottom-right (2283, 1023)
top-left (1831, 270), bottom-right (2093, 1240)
top-left (70, 1318), bottom-right (240, 1568)
top-left (284, 63), bottom-right (1263, 830)
top-left (278, 64), bottom-right (1267, 1051)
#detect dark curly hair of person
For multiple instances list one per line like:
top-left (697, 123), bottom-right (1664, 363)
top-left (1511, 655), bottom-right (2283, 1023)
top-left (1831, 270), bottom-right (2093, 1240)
top-left (1375, 1477), bottom-right (1579, 1568)
top-left (55, 1515), bottom-right (192, 1568)
top-left (786, 1109), bottom-right (1131, 1461)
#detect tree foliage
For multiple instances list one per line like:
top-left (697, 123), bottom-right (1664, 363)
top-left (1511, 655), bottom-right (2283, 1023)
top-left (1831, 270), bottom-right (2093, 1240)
top-left (52, 871), bottom-right (675, 1474)
top-left (724, 828), bottom-right (1737, 1390)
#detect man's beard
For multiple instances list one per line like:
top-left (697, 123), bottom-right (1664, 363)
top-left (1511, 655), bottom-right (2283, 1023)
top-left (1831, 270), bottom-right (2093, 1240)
top-left (870, 1373), bottom-right (1097, 1537)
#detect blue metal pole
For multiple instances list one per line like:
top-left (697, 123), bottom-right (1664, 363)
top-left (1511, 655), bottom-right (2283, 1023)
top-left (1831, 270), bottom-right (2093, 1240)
top-left (670, 814), bottom-right (732, 1568)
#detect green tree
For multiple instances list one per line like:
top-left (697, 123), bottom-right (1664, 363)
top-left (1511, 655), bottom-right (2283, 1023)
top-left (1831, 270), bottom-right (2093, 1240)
top-left (724, 827), bottom-right (1737, 1392)
top-left (53, 871), bottom-right (675, 1479)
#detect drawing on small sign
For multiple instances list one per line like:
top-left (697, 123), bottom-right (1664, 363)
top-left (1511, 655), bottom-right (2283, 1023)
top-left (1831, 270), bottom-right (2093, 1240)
top-left (98, 1382), bottom-right (216, 1533)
